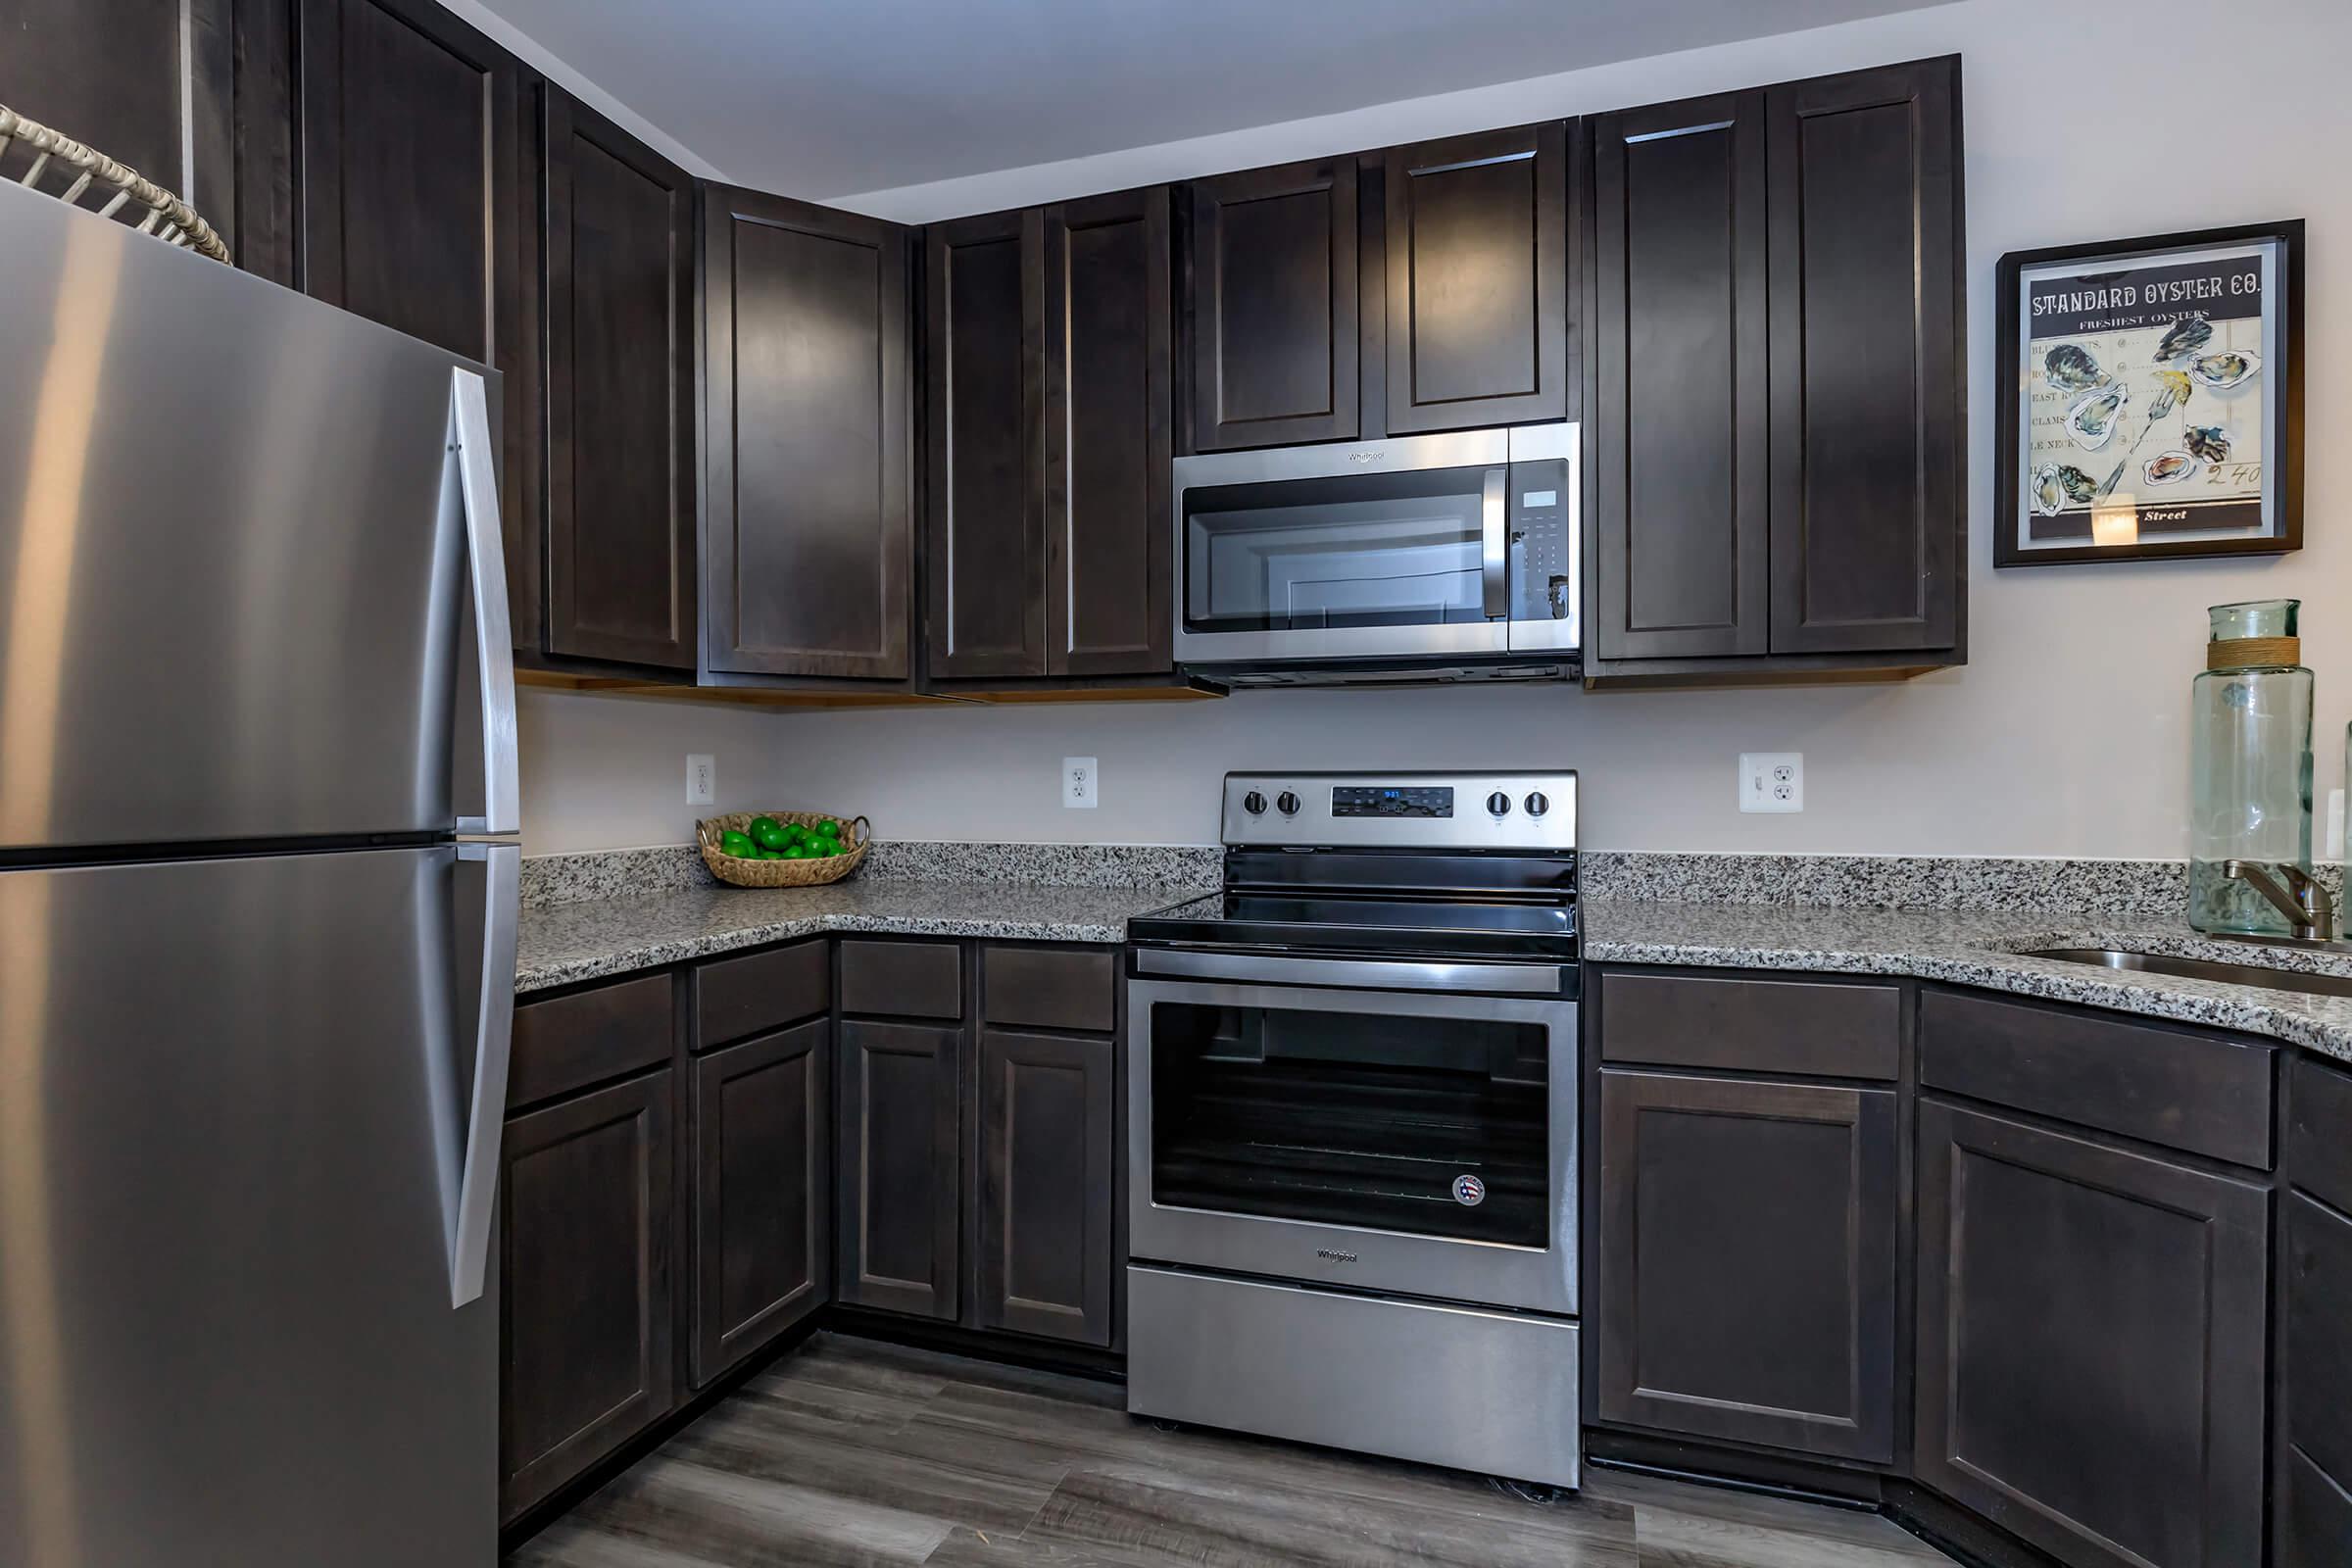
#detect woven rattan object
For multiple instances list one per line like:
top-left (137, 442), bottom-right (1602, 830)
top-left (698, 811), bottom-right (871, 888)
top-left (0, 104), bottom-right (230, 262)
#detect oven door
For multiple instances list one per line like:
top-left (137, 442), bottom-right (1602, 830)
top-left (1128, 953), bottom-right (1578, 1316)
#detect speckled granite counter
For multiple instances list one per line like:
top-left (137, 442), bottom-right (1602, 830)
top-left (1584, 898), bottom-right (2352, 1065)
top-left (516, 879), bottom-right (1206, 994)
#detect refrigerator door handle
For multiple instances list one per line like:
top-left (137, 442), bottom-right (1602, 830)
top-left (450, 368), bottom-right (519, 838)
top-left (450, 840), bottom-right (519, 1307)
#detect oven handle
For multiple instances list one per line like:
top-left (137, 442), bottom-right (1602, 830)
top-left (1132, 947), bottom-right (1566, 996)
top-left (1480, 466), bottom-right (1508, 618)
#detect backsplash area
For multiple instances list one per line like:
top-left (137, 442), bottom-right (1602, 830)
top-left (519, 841), bottom-right (2341, 917)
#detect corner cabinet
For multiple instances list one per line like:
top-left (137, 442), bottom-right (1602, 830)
top-left (540, 89), bottom-right (699, 672)
top-left (703, 187), bottom-right (914, 682)
top-left (925, 188), bottom-right (1173, 684)
top-left (1584, 55), bottom-right (1965, 686)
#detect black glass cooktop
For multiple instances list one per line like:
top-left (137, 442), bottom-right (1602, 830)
top-left (1130, 889), bottom-right (1577, 960)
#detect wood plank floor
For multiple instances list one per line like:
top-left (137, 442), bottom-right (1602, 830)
top-left (509, 1334), bottom-right (1960, 1568)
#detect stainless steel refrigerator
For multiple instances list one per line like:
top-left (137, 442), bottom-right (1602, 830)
top-left (0, 179), bottom-right (518, 1564)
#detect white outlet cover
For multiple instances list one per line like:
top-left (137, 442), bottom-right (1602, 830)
top-left (1063, 757), bottom-right (1099, 808)
top-left (686, 753), bottom-right (715, 806)
top-left (1739, 752), bottom-right (1803, 813)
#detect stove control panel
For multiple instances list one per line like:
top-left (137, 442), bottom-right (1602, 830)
top-left (1221, 771), bottom-right (1577, 851)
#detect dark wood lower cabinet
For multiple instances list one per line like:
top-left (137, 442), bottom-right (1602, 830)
top-left (691, 1020), bottom-right (831, 1385)
top-left (1914, 1097), bottom-right (2269, 1568)
top-left (1595, 1068), bottom-right (1896, 1462)
top-left (2283, 1189), bottom-right (2352, 1567)
top-left (837, 1018), bottom-right (963, 1319)
top-left (500, 1068), bottom-right (674, 1523)
top-left (976, 1029), bottom-right (1116, 1346)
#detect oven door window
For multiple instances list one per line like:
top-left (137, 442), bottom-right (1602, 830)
top-left (1149, 996), bottom-right (1548, 1246)
top-left (1182, 466), bottom-right (1498, 635)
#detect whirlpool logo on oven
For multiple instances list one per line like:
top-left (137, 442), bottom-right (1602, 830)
top-left (1314, 1248), bottom-right (1359, 1264)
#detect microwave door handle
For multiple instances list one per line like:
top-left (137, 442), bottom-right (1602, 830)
top-left (450, 368), bottom-right (519, 838)
top-left (1481, 466), bottom-right (1508, 618)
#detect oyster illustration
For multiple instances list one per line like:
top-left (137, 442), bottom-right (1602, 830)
top-left (2142, 451), bottom-right (2199, 486)
top-left (2031, 463), bottom-right (2101, 514)
top-left (2183, 424), bottom-right (2232, 463)
top-left (2065, 383), bottom-right (2130, 451)
top-left (2186, 350), bottom-right (2261, 389)
top-left (2042, 342), bottom-right (2107, 391)
top-left (2154, 313), bottom-right (2214, 363)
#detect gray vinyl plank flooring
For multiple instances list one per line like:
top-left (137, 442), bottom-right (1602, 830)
top-left (509, 1333), bottom-right (1959, 1568)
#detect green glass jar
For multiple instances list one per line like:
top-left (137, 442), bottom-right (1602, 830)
top-left (2188, 600), bottom-right (2314, 936)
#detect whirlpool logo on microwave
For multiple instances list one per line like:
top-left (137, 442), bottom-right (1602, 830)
top-left (1314, 1248), bottom-right (1359, 1264)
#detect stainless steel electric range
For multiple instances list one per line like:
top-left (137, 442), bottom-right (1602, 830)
top-left (1124, 770), bottom-right (1582, 1489)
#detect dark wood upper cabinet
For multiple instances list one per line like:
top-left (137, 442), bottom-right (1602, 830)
top-left (541, 89), bottom-right (696, 670)
top-left (500, 1066), bottom-right (675, 1524)
top-left (1588, 91), bottom-right (1770, 662)
top-left (1045, 186), bottom-right (1174, 676)
top-left (0, 0), bottom-right (237, 255)
top-left (691, 1019), bottom-right (830, 1386)
top-left (1595, 1068), bottom-right (1897, 1463)
top-left (1765, 57), bottom-right (1962, 656)
top-left (1185, 157), bottom-right (1359, 451)
top-left (835, 1018), bottom-right (961, 1319)
top-left (1915, 1097), bottom-right (2268, 1568)
top-left (286, 0), bottom-right (545, 658)
top-left (1383, 122), bottom-right (1571, 435)
top-left (925, 210), bottom-right (1048, 679)
top-left (704, 186), bottom-right (913, 681)
top-left (976, 1028), bottom-right (1116, 1347)
top-left (923, 188), bottom-right (1174, 685)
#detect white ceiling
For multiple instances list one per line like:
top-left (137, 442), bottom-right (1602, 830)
top-left (472, 0), bottom-right (1949, 201)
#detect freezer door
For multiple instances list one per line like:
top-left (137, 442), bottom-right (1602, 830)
top-left (0, 846), bottom-right (510, 1567)
top-left (0, 180), bottom-right (511, 851)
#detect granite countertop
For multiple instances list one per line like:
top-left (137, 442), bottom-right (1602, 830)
top-left (1584, 898), bottom-right (2352, 1065)
top-left (516, 878), bottom-right (1207, 994)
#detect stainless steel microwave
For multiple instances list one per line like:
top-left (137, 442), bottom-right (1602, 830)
top-left (1172, 422), bottom-right (1579, 680)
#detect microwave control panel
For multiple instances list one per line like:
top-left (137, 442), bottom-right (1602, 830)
top-left (1508, 456), bottom-right (1574, 624)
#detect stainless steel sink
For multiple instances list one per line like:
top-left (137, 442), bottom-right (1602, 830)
top-left (2024, 948), bottom-right (2352, 1001)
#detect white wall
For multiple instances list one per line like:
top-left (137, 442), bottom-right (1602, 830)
top-left (518, 0), bottom-right (2352, 858)
top-left (517, 689), bottom-right (793, 854)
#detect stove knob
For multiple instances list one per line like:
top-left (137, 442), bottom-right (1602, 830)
top-left (1487, 791), bottom-right (1512, 818)
top-left (1524, 791), bottom-right (1550, 818)
top-left (1276, 790), bottom-right (1301, 816)
top-left (1242, 790), bottom-right (1267, 815)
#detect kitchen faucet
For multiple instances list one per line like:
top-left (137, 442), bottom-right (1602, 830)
top-left (2222, 859), bottom-right (2339, 943)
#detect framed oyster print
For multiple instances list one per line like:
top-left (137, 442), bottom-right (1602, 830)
top-left (1995, 220), bottom-right (2303, 566)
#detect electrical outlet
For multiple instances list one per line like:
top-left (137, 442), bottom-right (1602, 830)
top-left (1739, 753), bottom-right (1803, 813)
top-left (686, 754), bottom-right (715, 806)
top-left (1063, 757), bottom-right (1099, 809)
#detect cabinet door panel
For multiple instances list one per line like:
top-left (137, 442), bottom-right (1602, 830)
top-left (1589, 93), bottom-right (1769, 661)
top-left (706, 188), bottom-right (912, 679)
top-left (1187, 158), bottom-right (1358, 451)
top-left (500, 1070), bottom-right (674, 1523)
top-left (1047, 187), bottom-right (1174, 675)
top-left (2287, 1192), bottom-right (2352, 1507)
top-left (926, 210), bottom-right (1047, 679)
top-left (1766, 58), bottom-right (1961, 655)
top-left (1915, 1098), bottom-right (2267, 1568)
top-left (1384, 123), bottom-right (1569, 434)
top-left (837, 1020), bottom-right (961, 1318)
top-left (978, 1029), bottom-right (1115, 1346)
top-left (295, 0), bottom-right (541, 656)
top-left (544, 91), bottom-right (696, 669)
top-left (693, 1021), bottom-right (830, 1384)
top-left (3, 0), bottom-right (236, 255)
top-left (1596, 1070), bottom-right (1896, 1461)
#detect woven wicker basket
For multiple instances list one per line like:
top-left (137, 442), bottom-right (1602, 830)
top-left (697, 811), bottom-right (870, 889)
